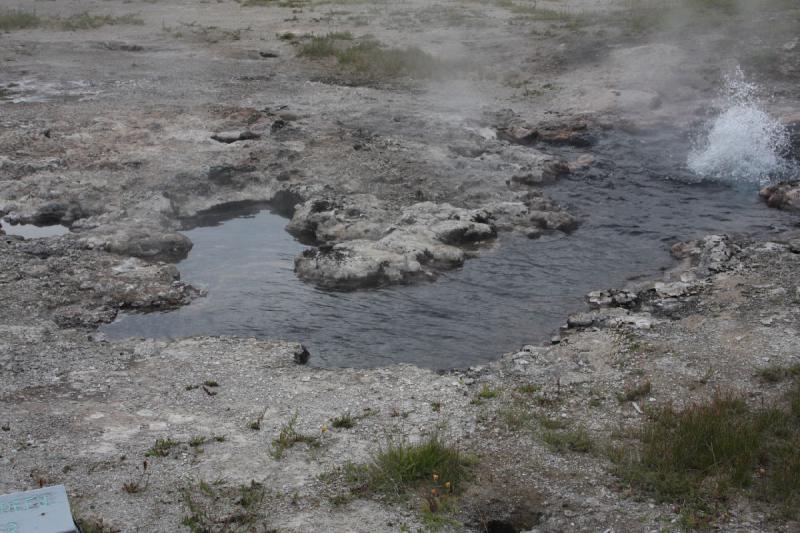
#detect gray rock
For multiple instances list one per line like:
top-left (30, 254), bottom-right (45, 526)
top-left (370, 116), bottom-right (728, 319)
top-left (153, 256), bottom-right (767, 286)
top-left (210, 130), bottom-right (261, 144)
top-left (586, 289), bottom-right (637, 309)
top-left (82, 228), bottom-right (193, 261)
top-left (286, 194), bottom-right (389, 244)
top-left (294, 201), bottom-right (497, 289)
top-left (760, 181), bottom-right (800, 211)
top-left (293, 344), bottom-right (311, 364)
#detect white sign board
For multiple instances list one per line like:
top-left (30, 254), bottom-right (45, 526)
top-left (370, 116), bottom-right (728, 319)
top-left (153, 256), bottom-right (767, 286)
top-left (0, 485), bottom-right (78, 533)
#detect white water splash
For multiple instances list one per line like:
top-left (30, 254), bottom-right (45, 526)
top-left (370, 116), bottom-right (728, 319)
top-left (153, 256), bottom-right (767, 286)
top-left (688, 69), bottom-right (789, 184)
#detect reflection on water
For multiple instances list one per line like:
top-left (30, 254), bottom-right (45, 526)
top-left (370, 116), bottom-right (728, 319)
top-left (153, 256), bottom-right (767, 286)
top-left (101, 129), bottom-right (798, 369)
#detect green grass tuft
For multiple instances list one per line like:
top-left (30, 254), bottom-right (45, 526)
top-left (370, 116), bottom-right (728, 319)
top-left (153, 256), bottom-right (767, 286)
top-left (476, 384), bottom-right (501, 399)
top-left (331, 412), bottom-right (355, 429)
top-left (182, 480), bottom-right (271, 531)
top-left (756, 363), bottom-right (800, 383)
top-left (350, 435), bottom-right (474, 498)
top-left (0, 9), bottom-right (41, 31)
top-left (0, 10), bottom-right (143, 32)
top-left (542, 427), bottom-right (594, 453)
top-left (299, 34), bottom-right (442, 81)
top-left (612, 385), bottom-right (800, 521)
top-left (145, 438), bottom-right (179, 457)
top-left (514, 383), bottom-right (541, 395)
top-left (271, 412), bottom-right (319, 459)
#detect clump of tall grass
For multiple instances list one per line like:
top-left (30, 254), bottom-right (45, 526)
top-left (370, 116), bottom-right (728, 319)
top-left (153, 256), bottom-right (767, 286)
top-left (612, 382), bottom-right (800, 523)
top-left (299, 33), bottom-right (442, 81)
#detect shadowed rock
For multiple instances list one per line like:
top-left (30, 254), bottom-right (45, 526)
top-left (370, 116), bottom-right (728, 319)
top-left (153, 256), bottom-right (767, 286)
top-left (760, 181), bottom-right (800, 211)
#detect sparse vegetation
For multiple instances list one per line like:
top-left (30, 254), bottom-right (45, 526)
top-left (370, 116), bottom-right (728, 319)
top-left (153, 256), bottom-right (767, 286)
top-left (476, 384), bottom-right (500, 399)
top-left (0, 9), bottom-right (42, 32)
top-left (346, 434), bottom-right (474, 499)
top-left (514, 383), bottom-right (541, 395)
top-left (331, 412), bottom-right (355, 429)
top-left (73, 516), bottom-right (119, 533)
top-left (535, 414), bottom-right (568, 431)
top-left (617, 380), bottom-right (651, 402)
top-left (542, 427), bottom-right (594, 453)
top-left (145, 438), bottom-right (179, 457)
top-left (612, 384), bottom-right (800, 523)
top-left (481, 0), bottom-right (586, 26)
top-left (57, 13), bottom-right (144, 31)
top-left (122, 461), bottom-right (149, 494)
top-left (182, 480), bottom-right (272, 532)
top-left (498, 404), bottom-right (535, 431)
top-left (162, 21), bottom-right (246, 43)
top-left (271, 412), bottom-right (320, 459)
top-left (248, 409), bottom-right (266, 430)
top-left (241, 0), bottom-right (309, 7)
top-left (298, 33), bottom-right (443, 81)
top-left (756, 363), bottom-right (800, 383)
top-left (0, 9), bottom-right (143, 32)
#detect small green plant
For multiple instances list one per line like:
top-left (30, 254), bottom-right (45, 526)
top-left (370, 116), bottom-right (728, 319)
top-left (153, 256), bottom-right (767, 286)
top-left (203, 380), bottom-right (219, 387)
top-left (430, 402), bottom-right (442, 412)
top-left (514, 383), bottom-right (540, 395)
top-left (248, 409), bottom-right (266, 430)
top-left (477, 384), bottom-right (500, 399)
top-left (271, 412), bottom-right (319, 459)
top-left (145, 438), bottom-right (179, 457)
top-left (73, 516), bottom-right (118, 533)
top-left (542, 427), bottom-right (594, 454)
top-left (0, 9), bottom-right (143, 33)
top-left (390, 407), bottom-right (410, 418)
top-left (612, 384), bottom-right (800, 522)
top-left (617, 380), bottom-right (651, 402)
top-left (182, 479), bottom-right (270, 531)
top-left (331, 412), bottom-right (355, 429)
top-left (189, 436), bottom-right (206, 447)
top-left (756, 363), bottom-right (800, 383)
top-left (0, 9), bottom-right (41, 31)
top-left (535, 414), bottom-right (568, 430)
top-left (122, 480), bottom-right (141, 494)
top-left (299, 34), bottom-right (443, 81)
top-left (349, 434), bottom-right (474, 498)
top-left (498, 405), bottom-right (535, 431)
top-left (122, 461), bottom-right (150, 494)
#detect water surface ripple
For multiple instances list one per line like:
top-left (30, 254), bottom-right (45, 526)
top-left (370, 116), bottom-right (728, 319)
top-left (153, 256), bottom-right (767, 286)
top-left (102, 129), bottom-right (798, 368)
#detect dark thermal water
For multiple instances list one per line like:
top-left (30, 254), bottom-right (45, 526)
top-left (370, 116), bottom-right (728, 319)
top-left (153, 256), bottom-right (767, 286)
top-left (101, 128), bottom-right (798, 369)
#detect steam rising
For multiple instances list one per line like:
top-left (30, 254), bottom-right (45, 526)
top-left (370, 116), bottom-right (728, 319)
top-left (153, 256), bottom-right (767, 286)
top-left (688, 68), bottom-right (789, 184)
